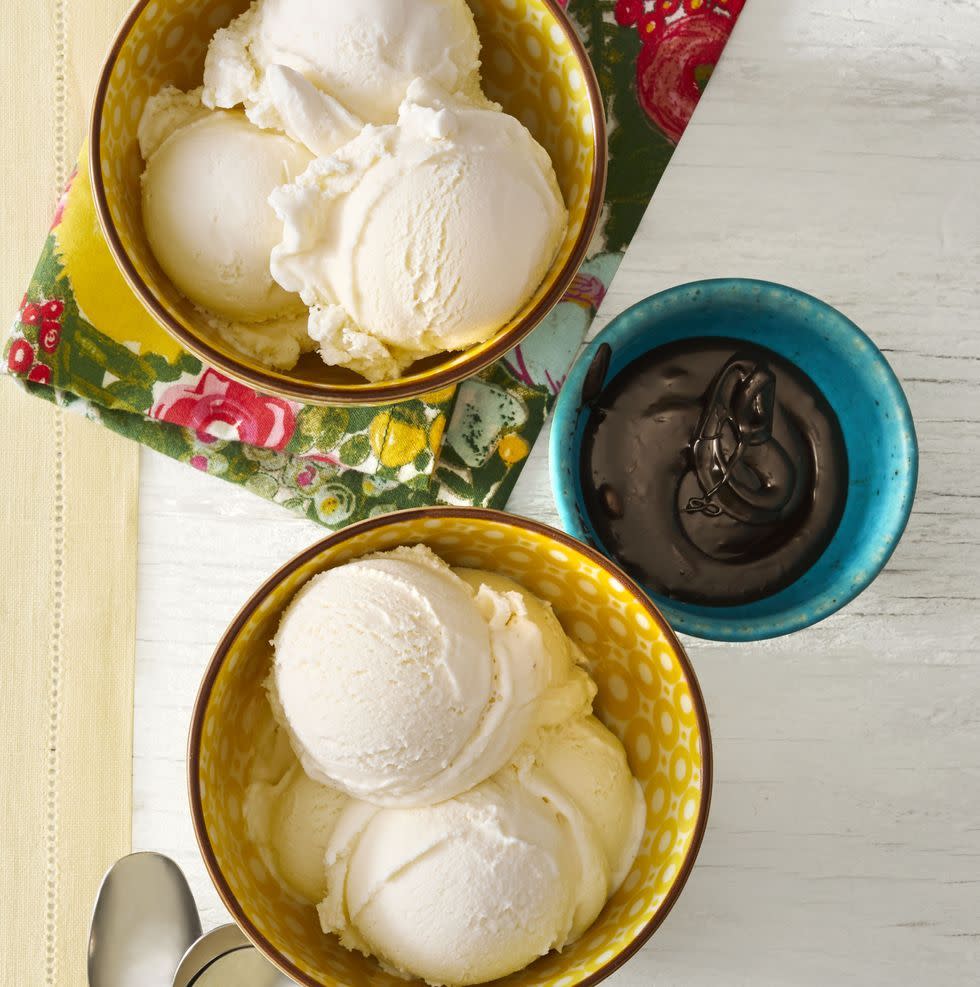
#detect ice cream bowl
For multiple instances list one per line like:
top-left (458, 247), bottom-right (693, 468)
top-left (91, 0), bottom-right (606, 406)
top-left (189, 507), bottom-right (711, 987)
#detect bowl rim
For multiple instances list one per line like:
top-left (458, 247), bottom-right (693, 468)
top-left (89, 0), bottom-right (608, 407)
top-left (549, 277), bottom-right (920, 642)
top-left (187, 505), bottom-right (713, 987)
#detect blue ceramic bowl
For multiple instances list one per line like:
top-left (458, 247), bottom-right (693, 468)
top-left (550, 279), bottom-right (918, 642)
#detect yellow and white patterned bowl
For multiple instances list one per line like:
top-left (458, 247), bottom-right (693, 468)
top-left (189, 508), bottom-right (712, 987)
top-left (91, 0), bottom-right (606, 406)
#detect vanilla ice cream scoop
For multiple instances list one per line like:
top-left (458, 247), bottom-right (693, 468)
top-left (453, 567), bottom-right (595, 729)
top-left (272, 546), bottom-right (592, 806)
top-left (270, 82), bottom-right (568, 381)
top-left (319, 769), bottom-right (606, 986)
top-left (202, 0), bottom-right (484, 152)
top-left (140, 92), bottom-right (311, 323)
top-left (137, 85), bottom-right (210, 159)
top-left (532, 716), bottom-right (647, 893)
top-left (242, 717), bottom-right (350, 904)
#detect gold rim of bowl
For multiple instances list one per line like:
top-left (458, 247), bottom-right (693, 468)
top-left (89, 0), bottom-right (609, 406)
top-left (187, 506), bottom-right (714, 987)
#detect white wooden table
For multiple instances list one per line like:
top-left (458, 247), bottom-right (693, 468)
top-left (133, 0), bottom-right (980, 982)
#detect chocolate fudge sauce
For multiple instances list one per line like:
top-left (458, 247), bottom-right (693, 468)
top-left (580, 338), bottom-right (848, 606)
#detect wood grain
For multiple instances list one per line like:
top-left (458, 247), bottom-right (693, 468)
top-left (134, 0), bottom-right (980, 982)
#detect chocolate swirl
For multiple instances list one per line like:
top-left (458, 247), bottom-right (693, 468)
top-left (580, 338), bottom-right (848, 606)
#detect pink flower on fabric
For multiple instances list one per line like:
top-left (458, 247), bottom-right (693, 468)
top-left (562, 272), bottom-right (607, 311)
top-left (190, 455), bottom-right (209, 471)
top-left (636, 9), bottom-right (732, 143)
top-left (151, 369), bottom-right (297, 451)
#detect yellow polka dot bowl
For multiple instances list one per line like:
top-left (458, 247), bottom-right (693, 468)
top-left (90, 0), bottom-right (606, 406)
top-left (189, 507), bottom-right (712, 987)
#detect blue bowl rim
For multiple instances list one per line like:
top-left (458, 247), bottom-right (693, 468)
top-left (550, 278), bottom-right (919, 642)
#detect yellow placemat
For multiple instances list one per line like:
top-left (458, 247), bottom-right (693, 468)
top-left (0, 1), bottom-right (139, 984)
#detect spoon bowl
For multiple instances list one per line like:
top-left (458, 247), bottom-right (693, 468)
top-left (173, 924), bottom-right (295, 987)
top-left (89, 853), bottom-right (202, 987)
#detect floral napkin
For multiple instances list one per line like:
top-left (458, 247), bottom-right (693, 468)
top-left (3, 0), bottom-right (742, 529)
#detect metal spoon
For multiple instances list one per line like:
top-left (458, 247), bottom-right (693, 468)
top-left (89, 852), bottom-right (202, 987)
top-left (172, 924), bottom-right (296, 986)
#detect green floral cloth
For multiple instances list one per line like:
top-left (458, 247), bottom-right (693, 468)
top-left (3, 0), bottom-right (742, 529)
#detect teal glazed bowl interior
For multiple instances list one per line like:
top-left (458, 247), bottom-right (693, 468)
top-left (550, 279), bottom-right (918, 642)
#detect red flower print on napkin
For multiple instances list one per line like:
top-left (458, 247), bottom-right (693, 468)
top-left (151, 369), bottom-right (298, 451)
top-left (615, 0), bottom-right (644, 25)
top-left (39, 321), bottom-right (62, 354)
top-left (637, 7), bottom-right (735, 142)
top-left (7, 339), bottom-right (34, 374)
top-left (611, 0), bottom-right (743, 144)
top-left (27, 364), bottom-right (52, 386)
